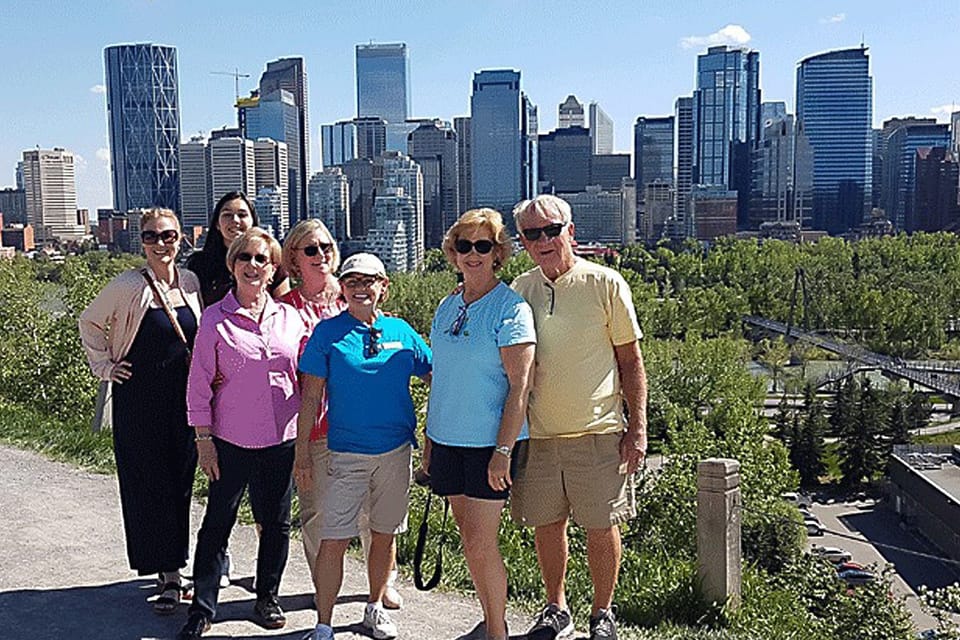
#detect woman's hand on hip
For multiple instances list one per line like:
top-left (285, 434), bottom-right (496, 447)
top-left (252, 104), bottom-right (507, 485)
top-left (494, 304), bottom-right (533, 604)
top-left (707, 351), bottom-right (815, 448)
top-left (108, 361), bottom-right (132, 384)
top-left (197, 440), bottom-right (220, 482)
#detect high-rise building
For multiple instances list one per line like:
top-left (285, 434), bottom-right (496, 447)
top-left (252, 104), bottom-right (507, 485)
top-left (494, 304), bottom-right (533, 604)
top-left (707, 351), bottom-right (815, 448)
top-left (321, 121), bottom-right (358, 168)
top-left (675, 96), bottom-right (695, 236)
top-left (241, 89), bottom-right (301, 223)
top-left (471, 69), bottom-right (523, 219)
top-left (634, 116), bottom-right (674, 233)
top-left (538, 126), bottom-right (592, 193)
top-left (0, 188), bottom-right (27, 225)
top-left (454, 116), bottom-right (472, 215)
top-left (690, 185), bottom-right (738, 241)
top-left (408, 120), bottom-right (459, 248)
top-left (341, 158), bottom-right (383, 238)
top-left (179, 136), bottom-right (210, 230)
top-left (952, 111), bottom-right (960, 156)
top-left (22, 148), bottom-right (83, 243)
top-left (378, 151), bottom-right (424, 269)
top-left (208, 137), bottom-right (255, 201)
top-left (365, 213), bottom-right (409, 272)
top-left (760, 101), bottom-right (788, 133)
top-left (560, 180), bottom-right (635, 244)
top-left (258, 57), bottom-right (310, 223)
top-left (796, 46), bottom-right (873, 234)
top-left (558, 95), bottom-right (585, 129)
top-left (641, 182), bottom-right (674, 242)
top-left (911, 147), bottom-right (959, 232)
top-left (589, 102), bottom-right (614, 155)
top-left (881, 118), bottom-right (950, 229)
top-left (871, 128), bottom-right (884, 210)
top-left (356, 43), bottom-right (410, 126)
top-left (356, 43), bottom-right (411, 153)
top-left (750, 115), bottom-right (813, 227)
top-left (104, 43), bottom-right (181, 213)
top-left (355, 117), bottom-right (388, 160)
top-left (254, 187), bottom-right (284, 238)
top-left (590, 155), bottom-right (631, 190)
top-left (308, 168), bottom-right (351, 241)
top-left (522, 95), bottom-right (539, 203)
top-left (253, 138), bottom-right (290, 237)
top-left (693, 45), bottom-right (761, 228)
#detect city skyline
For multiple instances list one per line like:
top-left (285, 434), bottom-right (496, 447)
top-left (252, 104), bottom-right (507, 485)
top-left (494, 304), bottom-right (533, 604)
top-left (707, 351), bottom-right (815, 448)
top-left (1, 0), bottom-right (958, 212)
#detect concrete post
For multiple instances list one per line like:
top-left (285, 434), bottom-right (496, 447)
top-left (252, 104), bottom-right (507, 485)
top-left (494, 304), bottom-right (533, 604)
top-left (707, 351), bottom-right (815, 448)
top-left (697, 458), bottom-right (741, 609)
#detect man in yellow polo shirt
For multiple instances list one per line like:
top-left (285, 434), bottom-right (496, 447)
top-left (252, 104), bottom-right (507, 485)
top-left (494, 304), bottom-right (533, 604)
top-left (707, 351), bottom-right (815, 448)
top-left (510, 194), bottom-right (647, 640)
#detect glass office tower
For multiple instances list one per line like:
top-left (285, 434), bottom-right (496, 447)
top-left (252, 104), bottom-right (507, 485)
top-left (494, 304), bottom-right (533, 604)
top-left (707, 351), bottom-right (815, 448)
top-left (104, 43), bottom-right (181, 213)
top-left (796, 47), bottom-right (873, 234)
top-left (470, 69), bottom-right (522, 218)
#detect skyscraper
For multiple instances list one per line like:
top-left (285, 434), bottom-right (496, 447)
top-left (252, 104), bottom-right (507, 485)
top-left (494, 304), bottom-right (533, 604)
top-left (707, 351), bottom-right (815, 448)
top-left (179, 136), bottom-right (210, 230)
top-left (408, 120), bottom-right (459, 248)
top-left (454, 116), bottom-right (472, 214)
top-left (308, 168), bottom-right (351, 241)
top-left (538, 127), bottom-right (592, 193)
top-left (796, 47), bottom-right (873, 234)
top-left (104, 43), bottom-right (181, 213)
top-left (0, 187), bottom-right (27, 225)
top-left (522, 95), bottom-right (539, 202)
top-left (558, 95), bottom-right (585, 128)
top-left (241, 89), bottom-right (301, 222)
top-left (634, 116), bottom-right (674, 234)
top-left (378, 151), bottom-right (424, 269)
top-left (675, 96), bottom-right (695, 236)
top-left (321, 121), bottom-right (357, 168)
top-left (258, 57), bottom-right (310, 223)
top-left (354, 117), bottom-right (388, 160)
top-left (693, 45), bottom-right (761, 228)
top-left (208, 137), bottom-right (255, 202)
top-left (589, 102), bottom-right (614, 155)
top-left (881, 118), bottom-right (950, 229)
top-left (751, 115), bottom-right (813, 227)
top-left (253, 138), bottom-right (290, 237)
top-left (912, 147), bottom-right (959, 232)
top-left (471, 69), bottom-right (523, 218)
top-left (22, 148), bottom-right (83, 243)
top-left (356, 43), bottom-right (411, 152)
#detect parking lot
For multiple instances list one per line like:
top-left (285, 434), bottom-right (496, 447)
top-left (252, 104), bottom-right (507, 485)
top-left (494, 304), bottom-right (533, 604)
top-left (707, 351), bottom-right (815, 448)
top-left (807, 495), bottom-right (960, 630)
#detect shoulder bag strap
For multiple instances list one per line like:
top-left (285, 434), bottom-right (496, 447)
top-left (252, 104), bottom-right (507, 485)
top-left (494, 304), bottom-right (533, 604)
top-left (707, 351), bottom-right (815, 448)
top-left (413, 491), bottom-right (449, 591)
top-left (141, 268), bottom-right (189, 346)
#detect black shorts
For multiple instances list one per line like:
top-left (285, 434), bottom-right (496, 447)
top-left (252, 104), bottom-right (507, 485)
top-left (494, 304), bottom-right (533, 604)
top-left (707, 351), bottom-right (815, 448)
top-left (428, 440), bottom-right (520, 501)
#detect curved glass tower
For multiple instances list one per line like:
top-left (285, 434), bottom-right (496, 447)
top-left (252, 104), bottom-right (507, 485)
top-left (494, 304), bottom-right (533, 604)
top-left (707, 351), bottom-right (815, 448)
top-left (796, 47), bottom-right (873, 234)
top-left (104, 43), bottom-right (181, 213)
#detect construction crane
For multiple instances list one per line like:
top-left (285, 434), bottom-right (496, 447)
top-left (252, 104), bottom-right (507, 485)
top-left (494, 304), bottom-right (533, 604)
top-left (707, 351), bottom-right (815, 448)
top-left (210, 68), bottom-right (251, 102)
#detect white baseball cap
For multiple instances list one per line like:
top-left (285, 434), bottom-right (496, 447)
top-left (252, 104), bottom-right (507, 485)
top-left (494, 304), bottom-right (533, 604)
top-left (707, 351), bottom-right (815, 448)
top-left (339, 252), bottom-right (387, 279)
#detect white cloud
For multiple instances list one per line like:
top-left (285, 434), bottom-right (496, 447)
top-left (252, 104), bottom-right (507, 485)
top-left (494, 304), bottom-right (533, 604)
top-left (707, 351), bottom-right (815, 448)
top-left (89, 84), bottom-right (106, 94)
top-left (820, 13), bottom-right (846, 24)
top-left (930, 104), bottom-right (959, 122)
top-left (95, 148), bottom-right (110, 163)
top-left (680, 24), bottom-right (752, 50)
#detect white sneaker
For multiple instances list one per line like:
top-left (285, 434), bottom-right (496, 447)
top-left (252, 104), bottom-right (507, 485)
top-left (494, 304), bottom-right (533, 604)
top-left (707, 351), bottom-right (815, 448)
top-left (305, 623), bottom-right (335, 640)
top-left (362, 602), bottom-right (398, 639)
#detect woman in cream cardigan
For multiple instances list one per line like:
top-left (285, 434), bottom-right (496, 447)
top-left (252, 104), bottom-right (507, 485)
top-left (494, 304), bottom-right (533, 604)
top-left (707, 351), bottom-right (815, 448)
top-left (79, 207), bottom-right (203, 615)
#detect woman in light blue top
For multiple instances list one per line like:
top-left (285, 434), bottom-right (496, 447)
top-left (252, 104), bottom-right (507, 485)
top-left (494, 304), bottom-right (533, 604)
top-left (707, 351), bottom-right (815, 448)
top-left (424, 208), bottom-right (536, 640)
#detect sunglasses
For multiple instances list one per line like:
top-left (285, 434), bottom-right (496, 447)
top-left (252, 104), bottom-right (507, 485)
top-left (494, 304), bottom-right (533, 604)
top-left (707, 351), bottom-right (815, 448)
top-left (520, 223), bottom-right (566, 241)
top-left (235, 252), bottom-right (271, 267)
top-left (342, 277), bottom-right (380, 289)
top-left (454, 239), bottom-right (495, 255)
top-left (299, 243), bottom-right (333, 257)
top-left (365, 326), bottom-right (382, 358)
top-left (449, 304), bottom-right (468, 336)
top-left (141, 229), bottom-right (180, 244)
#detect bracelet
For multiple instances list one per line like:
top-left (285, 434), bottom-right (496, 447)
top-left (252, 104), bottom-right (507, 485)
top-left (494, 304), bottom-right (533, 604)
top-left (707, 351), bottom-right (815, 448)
top-left (195, 433), bottom-right (213, 442)
top-left (493, 444), bottom-right (512, 459)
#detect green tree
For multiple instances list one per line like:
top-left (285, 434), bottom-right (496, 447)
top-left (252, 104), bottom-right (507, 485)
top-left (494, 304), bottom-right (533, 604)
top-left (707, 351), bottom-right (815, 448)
top-left (792, 385), bottom-right (827, 487)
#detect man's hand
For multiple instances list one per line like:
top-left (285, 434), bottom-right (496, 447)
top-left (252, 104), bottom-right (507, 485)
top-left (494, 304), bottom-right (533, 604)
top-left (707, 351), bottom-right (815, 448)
top-left (619, 428), bottom-right (647, 475)
top-left (293, 448), bottom-right (313, 494)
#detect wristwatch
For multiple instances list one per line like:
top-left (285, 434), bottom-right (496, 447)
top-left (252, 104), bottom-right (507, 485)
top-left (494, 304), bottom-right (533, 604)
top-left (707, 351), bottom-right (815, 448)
top-left (494, 444), bottom-right (512, 459)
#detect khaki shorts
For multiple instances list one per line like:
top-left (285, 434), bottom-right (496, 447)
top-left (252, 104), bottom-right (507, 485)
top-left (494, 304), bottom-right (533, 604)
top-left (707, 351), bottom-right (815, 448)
top-left (510, 432), bottom-right (635, 529)
top-left (299, 438), bottom-right (331, 573)
top-left (320, 443), bottom-right (411, 539)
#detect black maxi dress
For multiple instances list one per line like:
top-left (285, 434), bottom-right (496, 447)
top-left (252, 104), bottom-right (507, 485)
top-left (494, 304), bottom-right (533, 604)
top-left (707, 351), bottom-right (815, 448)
top-left (111, 305), bottom-right (198, 575)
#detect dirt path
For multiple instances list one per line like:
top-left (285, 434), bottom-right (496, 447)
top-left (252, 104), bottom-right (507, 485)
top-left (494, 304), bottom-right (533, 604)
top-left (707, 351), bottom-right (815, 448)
top-left (0, 445), bottom-right (534, 639)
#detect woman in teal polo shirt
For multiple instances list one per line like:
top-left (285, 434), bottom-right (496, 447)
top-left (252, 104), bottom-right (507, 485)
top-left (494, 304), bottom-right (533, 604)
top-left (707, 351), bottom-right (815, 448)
top-left (424, 208), bottom-right (536, 640)
top-left (296, 253), bottom-right (431, 640)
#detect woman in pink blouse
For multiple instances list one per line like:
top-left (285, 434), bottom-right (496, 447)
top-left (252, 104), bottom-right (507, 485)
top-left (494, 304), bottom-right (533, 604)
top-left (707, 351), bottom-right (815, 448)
top-left (177, 229), bottom-right (304, 640)
top-left (281, 219), bottom-right (404, 610)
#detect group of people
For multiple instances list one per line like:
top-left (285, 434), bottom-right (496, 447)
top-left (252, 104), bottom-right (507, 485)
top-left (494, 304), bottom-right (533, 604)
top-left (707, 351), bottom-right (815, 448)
top-left (79, 192), bottom-right (647, 640)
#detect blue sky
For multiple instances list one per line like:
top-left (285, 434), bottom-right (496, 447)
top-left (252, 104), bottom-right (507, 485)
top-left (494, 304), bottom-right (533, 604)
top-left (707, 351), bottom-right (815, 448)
top-left (1, 0), bottom-right (957, 212)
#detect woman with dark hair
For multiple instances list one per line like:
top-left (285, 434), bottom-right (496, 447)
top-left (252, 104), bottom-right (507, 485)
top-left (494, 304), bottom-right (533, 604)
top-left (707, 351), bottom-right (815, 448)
top-left (186, 191), bottom-right (290, 305)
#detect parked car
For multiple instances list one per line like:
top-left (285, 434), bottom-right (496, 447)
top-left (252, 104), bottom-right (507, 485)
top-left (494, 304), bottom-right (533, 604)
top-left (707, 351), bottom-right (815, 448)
top-left (838, 568), bottom-right (876, 586)
top-left (798, 508), bottom-right (816, 520)
top-left (782, 491), bottom-right (811, 508)
top-left (805, 518), bottom-right (824, 536)
top-left (811, 545), bottom-right (852, 564)
top-left (836, 561), bottom-right (865, 572)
